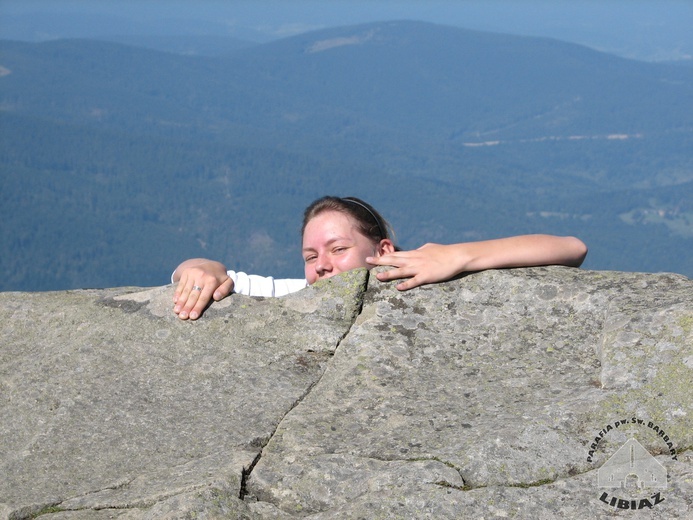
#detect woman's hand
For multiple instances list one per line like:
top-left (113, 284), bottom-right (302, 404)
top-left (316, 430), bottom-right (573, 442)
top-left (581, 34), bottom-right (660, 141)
top-left (367, 235), bottom-right (587, 291)
top-left (172, 259), bottom-right (234, 320)
top-left (367, 243), bottom-right (465, 291)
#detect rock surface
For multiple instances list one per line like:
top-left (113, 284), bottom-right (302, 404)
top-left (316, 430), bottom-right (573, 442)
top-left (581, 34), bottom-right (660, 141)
top-left (1, 267), bottom-right (691, 519)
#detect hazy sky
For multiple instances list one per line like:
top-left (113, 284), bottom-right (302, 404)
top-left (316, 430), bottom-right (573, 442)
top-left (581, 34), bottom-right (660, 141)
top-left (1, 0), bottom-right (691, 61)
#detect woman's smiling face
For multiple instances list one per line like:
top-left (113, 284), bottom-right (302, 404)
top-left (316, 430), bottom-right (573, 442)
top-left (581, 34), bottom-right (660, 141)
top-left (302, 210), bottom-right (392, 284)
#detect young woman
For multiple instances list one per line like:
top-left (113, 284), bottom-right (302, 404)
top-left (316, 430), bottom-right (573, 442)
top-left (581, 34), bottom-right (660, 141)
top-left (173, 196), bottom-right (587, 320)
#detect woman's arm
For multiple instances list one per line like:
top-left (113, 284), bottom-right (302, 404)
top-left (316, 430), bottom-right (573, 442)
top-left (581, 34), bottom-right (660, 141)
top-left (173, 258), bottom-right (234, 320)
top-left (368, 235), bottom-right (587, 291)
top-left (172, 259), bottom-right (309, 320)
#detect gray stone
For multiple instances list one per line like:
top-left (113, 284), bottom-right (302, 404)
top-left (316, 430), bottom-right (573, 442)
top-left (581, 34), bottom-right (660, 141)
top-left (1, 267), bottom-right (691, 518)
top-left (0, 270), bottom-right (367, 519)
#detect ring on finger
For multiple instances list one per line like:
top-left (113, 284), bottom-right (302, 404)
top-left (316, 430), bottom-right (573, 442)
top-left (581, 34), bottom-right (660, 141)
top-left (192, 285), bottom-right (203, 291)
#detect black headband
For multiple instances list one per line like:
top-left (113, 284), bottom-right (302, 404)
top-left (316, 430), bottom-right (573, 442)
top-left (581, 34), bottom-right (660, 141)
top-left (341, 197), bottom-right (387, 240)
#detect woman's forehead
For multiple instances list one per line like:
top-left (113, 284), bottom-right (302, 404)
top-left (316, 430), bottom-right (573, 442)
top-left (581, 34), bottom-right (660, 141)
top-left (303, 211), bottom-right (361, 241)
top-left (305, 210), bottom-right (356, 231)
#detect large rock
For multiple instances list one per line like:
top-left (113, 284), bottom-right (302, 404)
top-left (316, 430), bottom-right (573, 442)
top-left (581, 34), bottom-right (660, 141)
top-left (1, 267), bottom-right (691, 518)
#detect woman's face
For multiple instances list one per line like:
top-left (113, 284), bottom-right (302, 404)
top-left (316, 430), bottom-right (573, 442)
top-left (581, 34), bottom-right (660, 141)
top-left (302, 210), bottom-right (392, 284)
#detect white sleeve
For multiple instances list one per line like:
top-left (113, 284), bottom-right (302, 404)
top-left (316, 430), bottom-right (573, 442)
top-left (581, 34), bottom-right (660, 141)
top-left (227, 271), bottom-right (308, 297)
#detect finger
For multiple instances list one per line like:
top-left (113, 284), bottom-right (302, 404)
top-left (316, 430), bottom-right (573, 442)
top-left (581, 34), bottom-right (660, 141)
top-left (173, 271), bottom-right (190, 304)
top-left (174, 276), bottom-right (196, 314)
top-left (213, 277), bottom-right (234, 301)
top-left (366, 255), bottom-right (388, 266)
top-left (178, 283), bottom-right (203, 319)
top-left (375, 267), bottom-right (416, 282)
top-left (375, 269), bottom-right (396, 281)
top-left (367, 252), bottom-right (408, 266)
top-left (396, 276), bottom-right (425, 291)
top-left (376, 252), bottom-right (421, 271)
top-left (188, 285), bottom-right (216, 320)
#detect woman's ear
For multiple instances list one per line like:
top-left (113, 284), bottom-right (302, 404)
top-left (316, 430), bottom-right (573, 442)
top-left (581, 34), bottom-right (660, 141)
top-left (378, 239), bottom-right (396, 255)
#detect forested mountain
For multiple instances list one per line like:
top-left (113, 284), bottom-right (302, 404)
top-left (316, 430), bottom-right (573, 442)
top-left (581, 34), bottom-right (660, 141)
top-left (1, 21), bottom-right (692, 291)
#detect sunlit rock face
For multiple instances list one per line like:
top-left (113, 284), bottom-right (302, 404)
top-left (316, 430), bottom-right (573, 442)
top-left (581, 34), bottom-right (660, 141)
top-left (1, 267), bottom-right (691, 518)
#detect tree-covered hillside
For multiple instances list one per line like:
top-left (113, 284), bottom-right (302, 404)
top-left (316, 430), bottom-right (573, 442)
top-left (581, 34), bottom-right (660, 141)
top-left (1, 21), bottom-right (691, 291)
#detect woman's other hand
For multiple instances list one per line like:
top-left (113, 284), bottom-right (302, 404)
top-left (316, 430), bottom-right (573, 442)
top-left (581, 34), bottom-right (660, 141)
top-left (367, 243), bottom-right (464, 291)
top-left (368, 235), bottom-right (587, 291)
top-left (172, 259), bottom-right (234, 320)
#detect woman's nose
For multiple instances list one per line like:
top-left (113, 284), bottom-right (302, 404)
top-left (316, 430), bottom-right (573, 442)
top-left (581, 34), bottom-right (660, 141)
top-left (315, 255), bottom-right (333, 276)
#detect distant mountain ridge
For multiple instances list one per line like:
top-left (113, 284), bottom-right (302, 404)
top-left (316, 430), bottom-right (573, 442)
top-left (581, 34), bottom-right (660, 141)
top-left (1, 21), bottom-right (691, 290)
top-left (230, 21), bottom-right (691, 133)
top-left (4, 22), bottom-right (691, 140)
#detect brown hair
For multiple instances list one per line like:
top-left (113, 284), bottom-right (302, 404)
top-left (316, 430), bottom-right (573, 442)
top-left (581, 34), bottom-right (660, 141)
top-left (301, 196), bottom-right (398, 248)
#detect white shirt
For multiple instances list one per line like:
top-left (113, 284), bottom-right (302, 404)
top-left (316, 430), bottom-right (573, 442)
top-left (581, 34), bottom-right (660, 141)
top-left (227, 270), bottom-right (308, 297)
